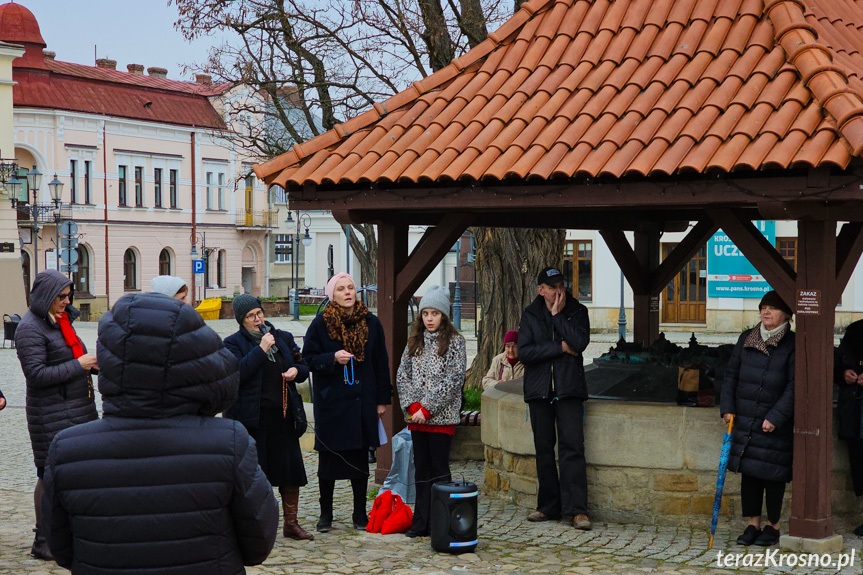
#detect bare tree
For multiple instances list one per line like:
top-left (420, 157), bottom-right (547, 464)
top-left (174, 0), bottom-right (565, 388)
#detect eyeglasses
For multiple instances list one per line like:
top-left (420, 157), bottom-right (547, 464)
top-left (56, 292), bottom-right (71, 302)
top-left (245, 310), bottom-right (264, 321)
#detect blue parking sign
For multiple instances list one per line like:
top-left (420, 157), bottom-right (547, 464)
top-left (193, 259), bottom-right (205, 274)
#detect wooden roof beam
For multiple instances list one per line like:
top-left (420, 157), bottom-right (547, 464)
top-left (395, 212), bottom-right (473, 302)
top-left (648, 218), bottom-right (719, 295)
top-left (707, 208), bottom-right (797, 304)
top-left (600, 230), bottom-right (648, 295)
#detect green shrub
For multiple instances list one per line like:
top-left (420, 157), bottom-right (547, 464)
top-left (463, 387), bottom-right (483, 411)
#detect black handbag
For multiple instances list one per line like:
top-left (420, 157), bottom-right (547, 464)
top-left (286, 380), bottom-right (308, 437)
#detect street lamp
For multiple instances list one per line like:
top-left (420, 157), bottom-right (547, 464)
top-left (285, 210), bottom-right (312, 320)
top-left (11, 165), bottom-right (65, 275)
top-left (190, 231), bottom-right (218, 303)
top-left (0, 148), bottom-right (19, 197)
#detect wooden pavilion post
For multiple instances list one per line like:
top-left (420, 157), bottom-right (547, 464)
top-left (375, 222), bottom-right (409, 483)
top-left (789, 218), bottom-right (837, 539)
top-left (633, 231), bottom-right (661, 347)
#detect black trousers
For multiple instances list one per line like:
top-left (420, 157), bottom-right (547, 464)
top-left (740, 474), bottom-right (786, 524)
top-left (846, 438), bottom-right (863, 496)
top-left (410, 431), bottom-right (452, 533)
top-left (528, 398), bottom-right (587, 516)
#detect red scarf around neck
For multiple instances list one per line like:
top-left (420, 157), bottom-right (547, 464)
top-left (56, 312), bottom-right (84, 358)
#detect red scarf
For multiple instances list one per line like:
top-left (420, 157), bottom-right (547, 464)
top-left (56, 313), bottom-right (84, 359)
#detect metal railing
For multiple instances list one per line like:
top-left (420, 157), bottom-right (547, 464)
top-left (235, 209), bottom-right (279, 228)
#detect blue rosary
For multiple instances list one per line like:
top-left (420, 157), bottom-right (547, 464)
top-left (343, 356), bottom-right (355, 385)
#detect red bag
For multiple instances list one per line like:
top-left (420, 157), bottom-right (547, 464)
top-left (367, 490), bottom-right (395, 533)
top-left (380, 498), bottom-right (413, 534)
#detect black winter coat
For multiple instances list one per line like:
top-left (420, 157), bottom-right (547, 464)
top-left (15, 270), bottom-right (98, 468)
top-left (302, 312), bottom-right (392, 452)
top-left (720, 326), bottom-right (795, 483)
top-left (43, 293), bottom-right (278, 575)
top-left (835, 319), bottom-right (863, 440)
top-left (223, 323), bottom-right (310, 430)
top-left (518, 294), bottom-right (591, 402)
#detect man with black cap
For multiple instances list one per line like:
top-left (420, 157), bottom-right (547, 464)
top-left (518, 266), bottom-right (592, 530)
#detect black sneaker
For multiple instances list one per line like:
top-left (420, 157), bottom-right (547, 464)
top-left (854, 523), bottom-right (863, 537)
top-left (736, 525), bottom-right (761, 546)
top-left (754, 525), bottom-right (780, 546)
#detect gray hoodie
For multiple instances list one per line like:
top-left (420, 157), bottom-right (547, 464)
top-left (15, 270), bottom-right (98, 468)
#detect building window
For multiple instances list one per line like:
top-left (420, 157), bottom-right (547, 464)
top-left (217, 173), bottom-right (225, 210)
top-left (563, 240), bottom-right (593, 302)
top-left (73, 246), bottom-right (90, 294)
top-left (118, 165), bottom-right (127, 206)
top-left (169, 169), bottom-right (178, 208)
top-left (275, 234), bottom-right (292, 263)
top-left (154, 168), bottom-right (163, 208)
top-left (84, 160), bottom-right (91, 204)
top-left (123, 249), bottom-right (137, 290)
top-left (69, 160), bottom-right (77, 204)
top-left (206, 171), bottom-right (213, 210)
top-left (134, 166), bottom-right (144, 206)
top-left (217, 249), bottom-right (226, 288)
top-left (159, 248), bottom-right (172, 276)
top-left (271, 184), bottom-right (288, 205)
top-left (777, 237), bottom-right (797, 272)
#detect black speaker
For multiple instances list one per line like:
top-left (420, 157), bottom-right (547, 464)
top-left (430, 480), bottom-right (478, 554)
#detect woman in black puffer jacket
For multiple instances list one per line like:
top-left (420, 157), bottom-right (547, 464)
top-left (720, 291), bottom-right (795, 547)
top-left (15, 270), bottom-right (98, 561)
top-left (42, 292), bottom-right (278, 575)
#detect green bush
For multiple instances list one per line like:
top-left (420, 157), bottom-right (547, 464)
top-left (463, 387), bottom-right (482, 411)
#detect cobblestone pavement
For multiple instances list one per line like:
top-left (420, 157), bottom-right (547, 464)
top-left (1, 321), bottom-right (860, 573)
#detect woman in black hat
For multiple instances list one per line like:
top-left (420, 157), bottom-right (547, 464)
top-left (223, 294), bottom-right (314, 540)
top-left (720, 290), bottom-right (795, 547)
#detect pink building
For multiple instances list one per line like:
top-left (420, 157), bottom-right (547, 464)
top-left (1, 2), bottom-right (274, 318)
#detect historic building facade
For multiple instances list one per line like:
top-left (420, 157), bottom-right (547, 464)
top-left (1, 2), bottom-right (274, 318)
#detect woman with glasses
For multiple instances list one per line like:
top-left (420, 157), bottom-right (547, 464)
top-left (15, 269), bottom-right (99, 560)
top-left (302, 273), bottom-right (392, 532)
top-left (223, 294), bottom-right (314, 540)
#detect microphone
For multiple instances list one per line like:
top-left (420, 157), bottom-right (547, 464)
top-left (259, 323), bottom-right (270, 335)
top-left (258, 322), bottom-right (278, 358)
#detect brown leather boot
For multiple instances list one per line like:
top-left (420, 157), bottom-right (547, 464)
top-left (280, 487), bottom-right (314, 540)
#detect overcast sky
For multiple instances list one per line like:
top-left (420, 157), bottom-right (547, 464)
top-left (24, 0), bottom-right (222, 81)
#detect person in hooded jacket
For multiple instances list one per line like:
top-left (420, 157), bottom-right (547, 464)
top-left (15, 269), bottom-right (98, 561)
top-left (835, 318), bottom-right (863, 537)
top-left (302, 272), bottom-right (392, 532)
top-left (518, 266), bottom-right (592, 531)
top-left (721, 290), bottom-right (795, 547)
top-left (224, 294), bottom-right (314, 541)
top-left (42, 292), bottom-right (278, 574)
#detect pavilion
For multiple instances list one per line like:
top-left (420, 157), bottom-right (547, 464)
top-left (256, 0), bottom-right (863, 544)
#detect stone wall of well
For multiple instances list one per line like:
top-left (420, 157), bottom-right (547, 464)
top-left (482, 379), bottom-right (862, 529)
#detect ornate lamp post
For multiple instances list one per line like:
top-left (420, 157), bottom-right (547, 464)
top-left (11, 165), bottom-right (65, 275)
top-left (285, 210), bottom-right (312, 320)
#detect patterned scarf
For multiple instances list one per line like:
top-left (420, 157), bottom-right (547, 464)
top-left (322, 300), bottom-right (369, 361)
top-left (56, 312), bottom-right (84, 359)
top-left (744, 322), bottom-right (789, 355)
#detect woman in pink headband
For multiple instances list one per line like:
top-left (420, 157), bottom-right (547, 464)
top-left (302, 273), bottom-right (393, 532)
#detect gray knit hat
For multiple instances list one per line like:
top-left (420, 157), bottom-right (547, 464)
top-left (150, 275), bottom-right (187, 298)
top-left (232, 294), bottom-right (263, 324)
top-left (419, 285), bottom-right (450, 317)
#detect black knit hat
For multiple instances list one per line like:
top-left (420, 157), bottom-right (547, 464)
top-left (759, 290), bottom-right (793, 317)
top-left (232, 294), bottom-right (263, 324)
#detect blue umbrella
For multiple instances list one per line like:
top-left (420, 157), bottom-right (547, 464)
top-left (709, 415), bottom-right (734, 550)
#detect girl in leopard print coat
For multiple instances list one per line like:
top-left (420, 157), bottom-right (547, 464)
top-left (395, 285), bottom-right (466, 537)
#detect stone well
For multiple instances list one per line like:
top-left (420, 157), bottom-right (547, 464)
top-left (482, 378), bottom-right (862, 529)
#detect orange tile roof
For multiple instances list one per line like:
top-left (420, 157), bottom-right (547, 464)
top-left (255, 0), bottom-right (863, 188)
